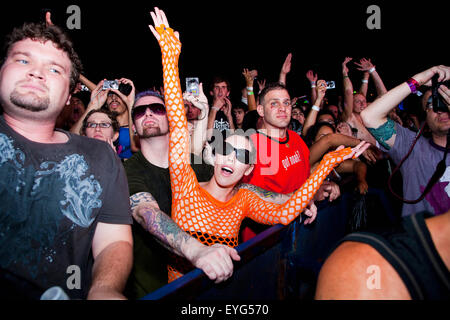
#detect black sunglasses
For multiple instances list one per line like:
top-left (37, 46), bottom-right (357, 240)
top-left (213, 141), bottom-right (254, 164)
top-left (132, 103), bottom-right (166, 120)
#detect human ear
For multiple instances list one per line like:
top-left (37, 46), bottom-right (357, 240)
top-left (257, 104), bottom-right (264, 117)
top-left (244, 164), bottom-right (254, 176)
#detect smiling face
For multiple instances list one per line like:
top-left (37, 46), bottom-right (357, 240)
top-left (0, 39), bottom-right (72, 120)
top-left (213, 134), bottom-right (254, 188)
top-left (353, 93), bottom-right (367, 114)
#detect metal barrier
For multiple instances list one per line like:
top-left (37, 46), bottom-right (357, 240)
top-left (141, 188), bottom-right (398, 300)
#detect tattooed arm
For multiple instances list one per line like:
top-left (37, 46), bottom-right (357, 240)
top-left (130, 191), bottom-right (241, 283)
top-left (235, 183), bottom-right (292, 204)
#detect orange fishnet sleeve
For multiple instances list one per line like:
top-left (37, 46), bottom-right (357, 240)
top-left (154, 25), bottom-right (354, 282)
top-left (242, 147), bottom-right (352, 224)
top-left (155, 25), bottom-right (194, 200)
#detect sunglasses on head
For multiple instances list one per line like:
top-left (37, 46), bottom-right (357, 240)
top-left (132, 103), bottom-right (166, 120)
top-left (213, 141), bottom-right (253, 164)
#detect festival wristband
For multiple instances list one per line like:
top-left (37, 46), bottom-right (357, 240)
top-left (406, 78), bottom-right (419, 94)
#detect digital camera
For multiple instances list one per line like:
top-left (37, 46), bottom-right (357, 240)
top-left (186, 77), bottom-right (200, 96)
top-left (431, 74), bottom-right (449, 113)
top-left (103, 80), bottom-right (119, 90)
top-left (102, 80), bottom-right (132, 96)
top-left (326, 81), bottom-right (336, 89)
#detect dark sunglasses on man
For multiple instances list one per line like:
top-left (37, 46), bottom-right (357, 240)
top-left (131, 103), bottom-right (166, 121)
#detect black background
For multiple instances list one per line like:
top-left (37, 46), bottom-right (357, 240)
top-left (0, 0), bottom-right (447, 105)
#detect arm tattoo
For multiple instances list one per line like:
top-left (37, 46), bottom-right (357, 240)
top-left (367, 118), bottom-right (396, 150)
top-left (129, 192), bottom-right (191, 257)
top-left (236, 183), bottom-right (290, 205)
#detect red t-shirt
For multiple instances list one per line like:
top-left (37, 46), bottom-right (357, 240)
top-left (242, 130), bottom-right (310, 194)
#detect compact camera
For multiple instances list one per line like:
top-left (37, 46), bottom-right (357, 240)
top-left (103, 80), bottom-right (119, 90)
top-left (431, 74), bottom-right (449, 113)
top-left (102, 80), bottom-right (132, 96)
top-left (186, 77), bottom-right (200, 96)
top-left (326, 81), bottom-right (336, 89)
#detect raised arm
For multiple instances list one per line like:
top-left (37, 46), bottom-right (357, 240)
top-left (279, 53), bottom-right (292, 86)
top-left (79, 74), bottom-right (97, 92)
top-left (355, 58), bottom-right (387, 97)
top-left (149, 7), bottom-right (193, 197)
top-left (359, 71), bottom-right (370, 97)
top-left (184, 83), bottom-right (209, 156)
top-left (361, 65), bottom-right (450, 150)
top-left (342, 57), bottom-right (354, 122)
top-left (245, 142), bottom-right (370, 225)
top-left (302, 80), bottom-right (327, 137)
top-left (110, 78), bottom-right (140, 153)
top-left (306, 70), bottom-right (318, 104)
top-left (70, 80), bottom-right (108, 134)
top-left (243, 68), bottom-right (257, 111)
top-left (308, 132), bottom-right (363, 165)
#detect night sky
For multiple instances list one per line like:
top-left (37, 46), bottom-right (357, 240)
top-left (0, 1), bottom-right (447, 106)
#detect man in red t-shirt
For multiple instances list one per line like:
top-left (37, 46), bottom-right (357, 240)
top-left (241, 82), bottom-right (316, 241)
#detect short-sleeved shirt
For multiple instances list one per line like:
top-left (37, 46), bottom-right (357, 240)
top-left (117, 126), bottom-right (133, 160)
top-left (0, 116), bottom-right (132, 299)
top-left (386, 123), bottom-right (450, 216)
top-left (242, 130), bottom-right (311, 194)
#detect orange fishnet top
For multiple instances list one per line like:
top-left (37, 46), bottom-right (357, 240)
top-left (155, 25), bottom-right (353, 281)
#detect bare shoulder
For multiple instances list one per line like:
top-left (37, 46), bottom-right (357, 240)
top-left (315, 241), bottom-right (411, 300)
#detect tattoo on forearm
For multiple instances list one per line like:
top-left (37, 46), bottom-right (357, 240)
top-left (367, 118), bottom-right (395, 150)
top-left (236, 183), bottom-right (289, 205)
top-left (130, 192), bottom-right (158, 212)
top-left (130, 192), bottom-right (192, 256)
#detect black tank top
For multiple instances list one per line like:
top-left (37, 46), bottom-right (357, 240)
top-left (334, 211), bottom-right (450, 300)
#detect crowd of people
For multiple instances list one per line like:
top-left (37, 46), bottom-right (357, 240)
top-left (0, 8), bottom-right (449, 301)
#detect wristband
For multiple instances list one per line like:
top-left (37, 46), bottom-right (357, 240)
top-left (362, 79), bottom-right (369, 83)
top-left (247, 91), bottom-right (254, 96)
top-left (246, 86), bottom-right (253, 91)
top-left (312, 105), bottom-right (320, 111)
top-left (406, 78), bottom-right (419, 94)
top-left (368, 67), bottom-right (376, 73)
top-left (311, 85), bottom-right (316, 88)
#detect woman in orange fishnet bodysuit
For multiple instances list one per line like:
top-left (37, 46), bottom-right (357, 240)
top-left (149, 8), bottom-right (369, 281)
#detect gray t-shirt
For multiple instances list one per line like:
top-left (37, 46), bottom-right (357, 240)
top-left (387, 123), bottom-right (450, 217)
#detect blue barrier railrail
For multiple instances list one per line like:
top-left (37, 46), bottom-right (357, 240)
top-left (141, 188), bottom-right (398, 300)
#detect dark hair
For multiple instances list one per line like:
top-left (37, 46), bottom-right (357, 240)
top-left (134, 89), bottom-right (164, 104)
top-left (209, 75), bottom-right (231, 93)
top-left (81, 108), bottom-right (120, 136)
top-left (304, 121), bottom-right (336, 148)
top-left (3, 22), bottom-right (83, 93)
top-left (258, 82), bottom-right (288, 106)
top-left (292, 105), bottom-right (304, 115)
top-left (241, 109), bottom-right (260, 131)
top-left (317, 109), bottom-right (337, 126)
